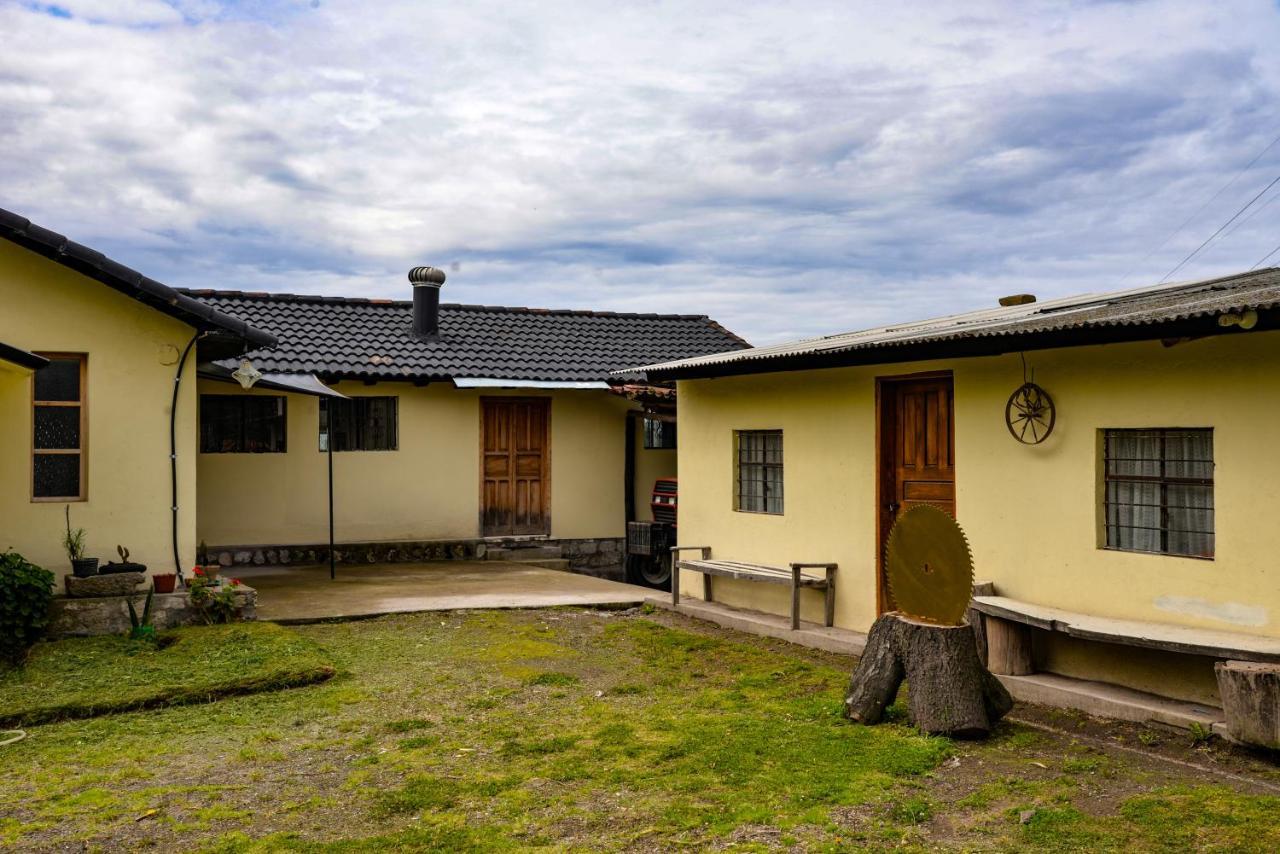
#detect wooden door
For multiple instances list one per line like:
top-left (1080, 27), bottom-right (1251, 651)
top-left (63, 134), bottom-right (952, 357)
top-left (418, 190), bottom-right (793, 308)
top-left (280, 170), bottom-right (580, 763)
top-left (877, 374), bottom-right (955, 613)
top-left (481, 398), bottom-right (550, 537)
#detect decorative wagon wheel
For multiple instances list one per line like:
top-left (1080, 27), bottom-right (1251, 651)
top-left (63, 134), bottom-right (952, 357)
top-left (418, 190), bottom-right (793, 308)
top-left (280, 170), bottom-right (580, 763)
top-left (1005, 382), bottom-right (1055, 444)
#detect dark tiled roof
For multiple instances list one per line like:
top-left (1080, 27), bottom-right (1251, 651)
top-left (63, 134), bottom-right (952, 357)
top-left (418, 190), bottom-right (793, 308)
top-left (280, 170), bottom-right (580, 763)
top-left (636, 268), bottom-right (1280, 379)
top-left (179, 289), bottom-right (749, 383)
top-left (0, 207), bottom-right (277, 350)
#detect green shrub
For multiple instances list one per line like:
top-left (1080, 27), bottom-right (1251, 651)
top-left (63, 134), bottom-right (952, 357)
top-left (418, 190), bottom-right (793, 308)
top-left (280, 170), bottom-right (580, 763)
top-left (0, 551), bottom-right (56, 666)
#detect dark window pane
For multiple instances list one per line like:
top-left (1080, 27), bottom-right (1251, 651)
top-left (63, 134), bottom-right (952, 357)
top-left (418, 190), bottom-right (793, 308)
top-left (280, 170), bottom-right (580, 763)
top-left (644, 418), bottom-right (676, 449)
top-left (34, 453), bottom-right (80, 498)
top-left (201, 395), bottom-right (286, 453)
top-left (34, 406), bottom-right (80, 449)
top-left (243, 398), bottom-right (287, 453)
top-left (34, 358), bottom-right (81, 402)
top-left (321, 397), bottom-right (397, 451)
top-left (737, 430), bottom-right (783, 514)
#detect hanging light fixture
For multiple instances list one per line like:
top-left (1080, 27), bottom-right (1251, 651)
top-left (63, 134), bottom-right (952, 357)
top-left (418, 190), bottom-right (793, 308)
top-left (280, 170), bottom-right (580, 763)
top-left (232, 359), bottom-right (262, 389)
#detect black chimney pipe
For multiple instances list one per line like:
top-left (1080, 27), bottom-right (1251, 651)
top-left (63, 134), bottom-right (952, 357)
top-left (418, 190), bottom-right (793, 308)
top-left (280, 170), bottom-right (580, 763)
top-left (409, 266), bottom-right (446, 338)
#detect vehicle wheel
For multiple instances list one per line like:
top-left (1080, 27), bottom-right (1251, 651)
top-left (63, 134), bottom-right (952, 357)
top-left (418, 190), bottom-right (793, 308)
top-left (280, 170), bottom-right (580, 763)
top-left (625, 553), bottom-right (671, 591)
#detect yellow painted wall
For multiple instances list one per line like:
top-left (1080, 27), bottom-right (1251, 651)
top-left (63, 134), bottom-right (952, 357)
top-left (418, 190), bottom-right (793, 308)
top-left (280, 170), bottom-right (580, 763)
top-left (0, 240), bottom-right (198, 581)
top-left (196, 383), bottom-right (636, 546)
top-left (677, 332), bottom-right (1280, 660)
top-left (633, 416), bottom-right (678, 522)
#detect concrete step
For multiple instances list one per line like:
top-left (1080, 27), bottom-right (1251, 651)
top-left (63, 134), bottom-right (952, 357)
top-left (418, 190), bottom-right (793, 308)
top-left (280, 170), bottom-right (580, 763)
top-left (994, 671), bottom-right (1225, 731)
top-left (485, 545), bottom-right (563, 562)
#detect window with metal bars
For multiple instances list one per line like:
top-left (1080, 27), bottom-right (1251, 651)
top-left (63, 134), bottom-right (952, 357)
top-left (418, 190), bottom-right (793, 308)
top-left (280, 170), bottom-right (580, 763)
top-left (1103, 428), bottom-right (1213, 558)
top-left (643, 417), bottom-right (676, 449)
top-left (200, 395), bottom-right (288, 453)
top-left (735, 430), bottom-right (783, 514)
top-left (320, 397), bottom-right (398, 451)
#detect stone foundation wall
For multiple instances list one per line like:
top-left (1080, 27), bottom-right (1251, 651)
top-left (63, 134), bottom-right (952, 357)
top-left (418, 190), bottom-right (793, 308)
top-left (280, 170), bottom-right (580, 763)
top-left (207, 540), bottom-right (483, 567)
top-left (557, 537), bottom-right (625, 578)
top-left (48, 586), bottom-right (257, 638)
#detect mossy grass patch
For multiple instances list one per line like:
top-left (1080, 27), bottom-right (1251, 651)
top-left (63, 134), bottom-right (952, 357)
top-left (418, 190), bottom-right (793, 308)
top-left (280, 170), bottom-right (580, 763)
top-left (0, 622), bottom-right (335, 726)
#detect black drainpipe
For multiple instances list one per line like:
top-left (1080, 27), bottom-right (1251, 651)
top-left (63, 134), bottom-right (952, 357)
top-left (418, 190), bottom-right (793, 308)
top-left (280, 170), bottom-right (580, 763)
top-left (171, 332), bottom-right (204, 585)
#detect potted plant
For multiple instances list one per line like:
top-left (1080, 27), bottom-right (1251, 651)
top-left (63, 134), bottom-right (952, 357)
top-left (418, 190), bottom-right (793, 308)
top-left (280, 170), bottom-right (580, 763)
top-left (197, 540), bottom-right (221, 582)
top-left (152, 572), bottom-right (177, 594)
top-left (100, 544), bottom-right (147, 575)
top-left (63, 505), bottom-right (97, 578)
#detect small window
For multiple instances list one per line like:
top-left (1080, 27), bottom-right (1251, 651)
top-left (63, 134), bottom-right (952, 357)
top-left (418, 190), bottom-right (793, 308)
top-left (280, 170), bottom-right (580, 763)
top-left (735, 429), bottom-right (783, 514)
top-left (644, 417), bottom-right (676, 449)
top-left (1103, 428), bottom-right (1214, 558)
top-left (320, 397), bottom-right (398, 451)
top-left (200, 396), bottom-right (287, 453)
top-left (32, 354), bottom-right (86, 500)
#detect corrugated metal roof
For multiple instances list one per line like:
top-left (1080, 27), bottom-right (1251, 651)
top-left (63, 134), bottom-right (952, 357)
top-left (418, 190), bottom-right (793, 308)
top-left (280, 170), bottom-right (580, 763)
top-left (628, 268), bottom-right (1280, 376)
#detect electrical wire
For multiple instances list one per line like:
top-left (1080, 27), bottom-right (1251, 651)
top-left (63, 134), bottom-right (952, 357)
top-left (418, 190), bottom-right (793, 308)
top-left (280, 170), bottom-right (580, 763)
top-left (1249, 239), bottom-right (1280, 270)
top-left (1121, 129), bottom-right (1280, 284)
top-left (1158, 171), bottom-right (1280, 283)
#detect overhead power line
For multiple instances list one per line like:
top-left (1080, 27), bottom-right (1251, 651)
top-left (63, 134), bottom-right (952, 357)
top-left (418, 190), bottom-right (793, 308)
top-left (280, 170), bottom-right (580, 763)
top-left (1250, 240), bottom-right (1280, 270)
top-left (1122, 129), bottom-right (1280, 283)
top-left (1158, 171), bottom-right (1280, 283)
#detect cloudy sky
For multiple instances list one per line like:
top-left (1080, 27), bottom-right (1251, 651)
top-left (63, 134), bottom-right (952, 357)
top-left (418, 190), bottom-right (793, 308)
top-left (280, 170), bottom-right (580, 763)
top-left (3, 0), bottom-right (1280, 343)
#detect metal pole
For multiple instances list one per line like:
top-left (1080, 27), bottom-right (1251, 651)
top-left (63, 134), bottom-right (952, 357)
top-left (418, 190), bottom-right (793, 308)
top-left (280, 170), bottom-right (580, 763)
top-left (328, 414), bottom-right (336, 581)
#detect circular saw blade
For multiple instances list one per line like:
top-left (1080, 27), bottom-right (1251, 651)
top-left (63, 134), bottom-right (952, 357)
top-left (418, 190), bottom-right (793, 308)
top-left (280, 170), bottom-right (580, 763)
top-left (885, 504), bottom-right (974, 626)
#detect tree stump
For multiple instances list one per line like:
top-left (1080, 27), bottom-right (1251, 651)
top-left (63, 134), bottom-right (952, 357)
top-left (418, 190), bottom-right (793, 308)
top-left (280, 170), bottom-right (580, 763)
top-left (844, 612), bottom-right (1013, 738)
top-left (1216, 661), bottom-right (1280, 749)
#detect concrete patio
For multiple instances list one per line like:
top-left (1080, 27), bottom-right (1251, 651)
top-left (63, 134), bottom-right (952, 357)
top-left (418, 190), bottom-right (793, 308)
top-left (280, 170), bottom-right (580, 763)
top-left (230, 560), bottom-right (651, 623)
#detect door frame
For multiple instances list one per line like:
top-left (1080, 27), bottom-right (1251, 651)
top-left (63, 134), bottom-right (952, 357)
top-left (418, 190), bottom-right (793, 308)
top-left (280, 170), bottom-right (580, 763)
top-left (874, 370), bottom-right (954, 615)
top-left (478, 396), bottom-right (552, 538)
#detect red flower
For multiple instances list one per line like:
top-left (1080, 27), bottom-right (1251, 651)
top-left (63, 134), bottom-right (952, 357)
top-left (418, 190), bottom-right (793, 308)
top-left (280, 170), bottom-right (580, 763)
top-left (192, 567), bottom-right (204, 576)
top-left (230, 578), bottom-right (242, 587)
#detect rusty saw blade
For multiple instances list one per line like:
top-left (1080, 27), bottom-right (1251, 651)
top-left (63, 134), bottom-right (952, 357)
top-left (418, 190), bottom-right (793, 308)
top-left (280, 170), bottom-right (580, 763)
top-left (885, 504), bottom-right (974, 626)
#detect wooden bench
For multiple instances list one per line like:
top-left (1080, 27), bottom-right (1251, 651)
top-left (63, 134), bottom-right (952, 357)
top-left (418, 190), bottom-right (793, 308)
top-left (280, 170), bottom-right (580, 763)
top-left (969, 590), bottom-right (1280, 675)
top-left (671, 546), bottom-right (837, 630)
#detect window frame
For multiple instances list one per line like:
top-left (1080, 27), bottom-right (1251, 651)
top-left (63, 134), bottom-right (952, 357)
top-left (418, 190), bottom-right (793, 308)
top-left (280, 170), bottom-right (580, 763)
top-left (31, 352), bottom-right (87, 502)
top-left (643, 416), bottom-right (677, 450)
top-left (734, 429), bottom-right (784, 515)
top-left (199, 394), bottom-right (289, 454)
top-left (319, 396), bottom-right (399, 452)
top-left (1101, 427), bottom-right (1214, 560)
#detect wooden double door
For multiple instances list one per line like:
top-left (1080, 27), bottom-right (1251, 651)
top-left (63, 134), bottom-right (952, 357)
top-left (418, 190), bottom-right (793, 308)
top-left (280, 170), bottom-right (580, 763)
top-left (877, 374), bottom-right (955, 613)
top-left (481, 398), bottom-right (550, 537)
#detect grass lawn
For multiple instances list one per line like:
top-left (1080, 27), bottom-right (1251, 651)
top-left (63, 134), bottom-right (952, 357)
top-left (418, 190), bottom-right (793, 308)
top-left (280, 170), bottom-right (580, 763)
top-left (0, 623), bottom-right (336, 727)
top-left (0, 608), bottom-right (1277, 851)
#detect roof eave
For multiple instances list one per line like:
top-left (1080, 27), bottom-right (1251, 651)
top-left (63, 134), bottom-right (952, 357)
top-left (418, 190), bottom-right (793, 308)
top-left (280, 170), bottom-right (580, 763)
top-left (0, 208), bottom-right (278, 350)
top-left (642, 310), bottom-right (1280, 380)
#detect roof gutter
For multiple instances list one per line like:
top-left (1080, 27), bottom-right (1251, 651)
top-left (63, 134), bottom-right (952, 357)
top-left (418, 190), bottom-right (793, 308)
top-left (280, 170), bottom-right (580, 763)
top-left (0, 208), bottom-right (277, 351)
top-left (0, 341), bottom-right (50, 371)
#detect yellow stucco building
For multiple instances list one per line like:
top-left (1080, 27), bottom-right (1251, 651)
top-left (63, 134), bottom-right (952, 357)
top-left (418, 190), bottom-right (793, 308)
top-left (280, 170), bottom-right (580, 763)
top-left (1, 207), bottom-right (742, 589)
top-left (639, 270), bottom-right (1280, 712)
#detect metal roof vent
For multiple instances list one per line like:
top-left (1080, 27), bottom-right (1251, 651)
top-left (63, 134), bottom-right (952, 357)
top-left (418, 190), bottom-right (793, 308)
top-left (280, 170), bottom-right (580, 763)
top-left (409, 266), bottom-right (446, 339)
top-left (998, 293), bottom-right (1036, 307)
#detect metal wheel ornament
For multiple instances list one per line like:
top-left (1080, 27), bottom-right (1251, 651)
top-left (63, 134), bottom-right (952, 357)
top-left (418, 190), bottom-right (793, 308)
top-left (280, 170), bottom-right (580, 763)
top-left (1005, 382), bottom-right (1055, 444)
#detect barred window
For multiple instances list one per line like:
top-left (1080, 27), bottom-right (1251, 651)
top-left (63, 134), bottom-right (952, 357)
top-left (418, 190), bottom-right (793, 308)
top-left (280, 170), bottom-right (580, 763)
top-left (1103, 429), bottom-right (1213, 558)
top-left (320, 397), bottom-right (398, 452)
top-left (735, 430), bottom-right (783, 514)
top-left (644, 417), bottom-right (676, 449)
top-left (200, 396), bottom-right (288, 453)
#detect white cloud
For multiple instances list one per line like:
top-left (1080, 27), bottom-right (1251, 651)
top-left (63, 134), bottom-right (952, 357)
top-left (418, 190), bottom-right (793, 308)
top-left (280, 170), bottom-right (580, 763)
top-left (2, 0), bottom-right (1280, 342)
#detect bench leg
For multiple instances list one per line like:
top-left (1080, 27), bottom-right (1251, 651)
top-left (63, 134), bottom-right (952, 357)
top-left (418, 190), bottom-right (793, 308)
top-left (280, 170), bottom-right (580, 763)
top-left (791, 565), bottom-right (801, 630)
top-left (986, 616), bottom-right (1033, 675)
top-left (671, 564), bottom-right (680, 608)
top-left (703, 573), bottom-right (713, 603)
top-left (824, 568), bottom-right (836, 628)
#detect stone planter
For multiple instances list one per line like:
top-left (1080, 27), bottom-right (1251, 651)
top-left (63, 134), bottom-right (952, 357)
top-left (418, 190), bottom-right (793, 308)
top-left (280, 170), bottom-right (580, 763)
top-left (65, 572), bottom-right (146, 598)
top-left (48, 584), bottom-right (258, 638)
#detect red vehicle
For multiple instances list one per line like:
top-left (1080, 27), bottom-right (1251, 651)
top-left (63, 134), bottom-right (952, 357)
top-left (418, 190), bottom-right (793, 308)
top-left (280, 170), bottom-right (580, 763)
top-left (625, 478), bottom-right (677, 590)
